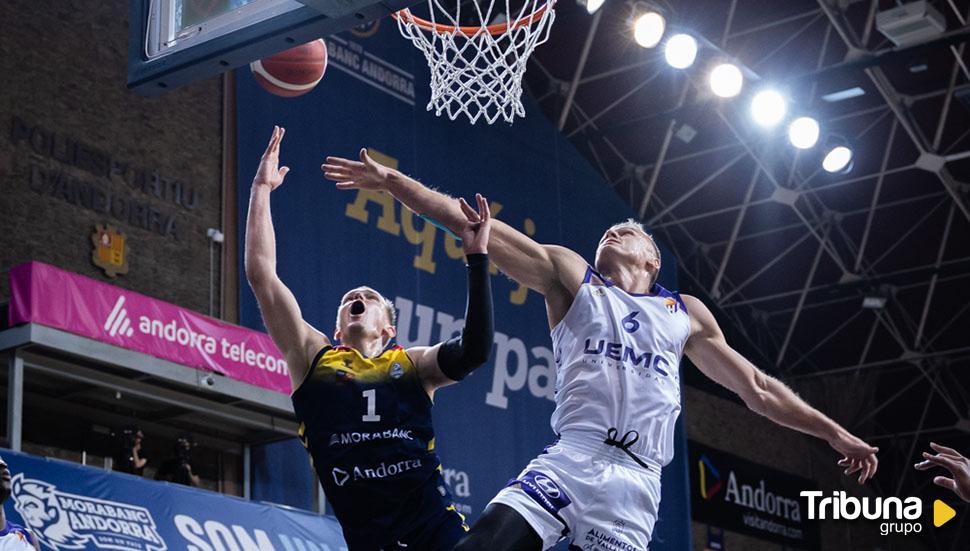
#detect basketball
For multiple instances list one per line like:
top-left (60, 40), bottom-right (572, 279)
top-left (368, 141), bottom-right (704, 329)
top-left (250, 39), bottom-right (327, 98)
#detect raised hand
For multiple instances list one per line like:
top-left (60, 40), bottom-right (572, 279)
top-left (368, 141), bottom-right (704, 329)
top-left (322, 148), bottom-right (392, 191)
top-left (457, 193), bottom-right (491, 255)
top-left (832, 431), bottom-right (879, 485)
top-left (254, 126), bottom-right (290, 191)
top-left (915, 442), bottom-right (970, 502)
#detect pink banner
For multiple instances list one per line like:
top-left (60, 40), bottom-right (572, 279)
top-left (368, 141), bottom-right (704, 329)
top-left (8, 262), bottom-right (290, 394)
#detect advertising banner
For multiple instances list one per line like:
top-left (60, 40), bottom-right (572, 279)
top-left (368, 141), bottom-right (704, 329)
top-left (8, 261), bottom-right (290, 394)
top-left (0, 447), bottom-right (346, 550)
top-left (689, 441), bottom-right (820, 549)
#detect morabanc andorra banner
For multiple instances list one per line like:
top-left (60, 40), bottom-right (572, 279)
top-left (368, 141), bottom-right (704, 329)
top-left (0, 447), bottom-right (346, 550)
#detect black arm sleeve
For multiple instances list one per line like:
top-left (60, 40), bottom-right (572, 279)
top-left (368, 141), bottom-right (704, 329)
top-left (437, 253), bottom-right (494, 381)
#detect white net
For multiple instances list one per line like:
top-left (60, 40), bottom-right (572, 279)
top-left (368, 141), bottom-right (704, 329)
top-left (395, 0), bottom-right (557, 125)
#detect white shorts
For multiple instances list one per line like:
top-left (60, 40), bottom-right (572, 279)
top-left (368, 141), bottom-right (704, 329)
top-left (489, 433), bottom-right (662, 551)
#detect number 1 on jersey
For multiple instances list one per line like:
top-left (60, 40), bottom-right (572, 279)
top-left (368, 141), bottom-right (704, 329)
top-left (362, 389), bottom-right (381, 422)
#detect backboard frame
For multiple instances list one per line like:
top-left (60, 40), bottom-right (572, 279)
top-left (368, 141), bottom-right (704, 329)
top-left (128, 0), bottom-right (415, 95)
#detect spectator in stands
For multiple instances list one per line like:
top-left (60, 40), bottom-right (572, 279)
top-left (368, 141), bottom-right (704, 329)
top-left (112, 426), bottom-right (147, 476)
top-left (155, 434), bottom-right (201, 487)
top-left (0, 455), bottom-right (41, 550)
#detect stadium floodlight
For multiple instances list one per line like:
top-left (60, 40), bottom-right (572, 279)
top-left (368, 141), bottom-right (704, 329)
top-left (709, 63), bottom-right (743, 98)
top-left (633, 9), bottom-right (666, 48)
top-left (822, 136), bottom-right (854, 173)
top-left (577, 0), bottom-right (606, 14)
top-left (788, 117), bottom-right (820, 149)
top-left (664, 34), bottom-right (698, 69)
top-left (750, 90), bottom-right (787, 127)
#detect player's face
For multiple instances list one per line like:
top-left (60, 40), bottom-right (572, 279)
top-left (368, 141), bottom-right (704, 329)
top-left (335, 287), bottom-right (394, 342)
top-left (595, 227), bottom-right (656, 271)
top-left (0, 456), bottom-right (11, 501)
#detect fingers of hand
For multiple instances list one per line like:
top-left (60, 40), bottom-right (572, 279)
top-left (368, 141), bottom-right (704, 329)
top-left (857, 458), bottom-right (871, 484)
top-left (263, 126), bottom-right (279, 158)
top-left (334, 182), bottom-right (357, 190)
top-left (924, 453), bottom-right (960, 472)
top-left (476, 193), bottom-right (490, 221)
top-left (914, 460), bottom-right (933, 471)
top-left (322, 166), bottom-right (353, 181)
top-left (934, 476), bottom-right (958, 491)
top-left (279, 166), bottom-right (289, 180)
top-left (324, 156), bottom-right (364, 169)
top-left (458, 197), bottom-right (480, 222)
top-left (863, 456), bottom-right (878, 483)
top-left (930, 442), bottom-right (962, 458)
top-left (271, 126), bottom-right (285, 153)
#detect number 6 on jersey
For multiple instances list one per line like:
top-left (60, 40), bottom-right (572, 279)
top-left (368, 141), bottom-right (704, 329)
top-left (362, 389), bottom-right (381, 422)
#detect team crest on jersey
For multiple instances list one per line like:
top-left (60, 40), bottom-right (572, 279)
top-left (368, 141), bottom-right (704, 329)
top-left (389, 363), bottom-right (404, 379)
top-left (11, 474), bottom-right (166, 550)
top-left (664, 297), bottom-right (679, 314)
top-left (591, 287), bottom-right (606, 297)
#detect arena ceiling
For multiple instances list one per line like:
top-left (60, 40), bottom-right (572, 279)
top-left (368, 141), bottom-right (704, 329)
top-left (523, 0), bottom-right (970, 537)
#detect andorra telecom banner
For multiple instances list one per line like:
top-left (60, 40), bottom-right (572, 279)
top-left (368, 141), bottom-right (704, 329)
top-left (8, 261), bottom-right (290, 394)
top-left (236, 18), bottom-right (692, 550)
top-left (0, 448), bottom-right (346, 550)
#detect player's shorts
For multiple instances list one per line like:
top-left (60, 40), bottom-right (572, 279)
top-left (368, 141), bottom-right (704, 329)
top-left (489, 432), bottom-right (662, 551)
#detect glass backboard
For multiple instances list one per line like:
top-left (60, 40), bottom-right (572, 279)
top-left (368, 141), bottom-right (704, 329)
top-left (128, 0), bottom-right (415, 94)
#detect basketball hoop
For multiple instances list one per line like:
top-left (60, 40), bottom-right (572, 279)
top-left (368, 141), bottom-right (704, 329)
top-left (394, 0), bottom-right (557, 125)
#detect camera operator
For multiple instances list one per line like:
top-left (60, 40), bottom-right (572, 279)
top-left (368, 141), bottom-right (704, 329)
top-left (155, 434), bottom-right (201, 487)
top-left (112, 426), bottom-right (147, 476)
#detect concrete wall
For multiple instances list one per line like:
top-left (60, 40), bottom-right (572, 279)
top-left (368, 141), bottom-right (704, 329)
top-left (0, 0), bottom-right (223, 315)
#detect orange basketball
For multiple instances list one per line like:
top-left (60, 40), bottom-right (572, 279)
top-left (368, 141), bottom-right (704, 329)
top-left (250, 39), bottom-right (327, 98)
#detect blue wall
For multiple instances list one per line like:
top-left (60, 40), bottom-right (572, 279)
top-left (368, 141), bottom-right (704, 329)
top-left (237, 20), bottom-right (691, 550)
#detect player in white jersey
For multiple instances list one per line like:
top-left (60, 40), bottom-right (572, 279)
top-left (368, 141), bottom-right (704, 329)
top-left (0, 458), bottom-right (39, 551)
top-left (323, 151), bottom-right (880, 550)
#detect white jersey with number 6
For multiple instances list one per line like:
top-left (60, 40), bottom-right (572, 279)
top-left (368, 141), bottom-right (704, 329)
top-left (550, 267), bottom-right (691, 467)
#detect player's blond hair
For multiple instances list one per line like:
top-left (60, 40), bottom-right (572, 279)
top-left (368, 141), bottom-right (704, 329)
top-left (606, 219), bottom-right (662, 285)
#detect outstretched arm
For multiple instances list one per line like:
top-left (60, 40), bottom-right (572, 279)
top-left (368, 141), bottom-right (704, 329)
top-left (246, 127), bottom-right (329, 391)
top-left (410, 194), bottom-right (495, 393)
top-left (322, 151), bottom-right (587, 302)
top-left (682, 294), bottom-right (879, 484)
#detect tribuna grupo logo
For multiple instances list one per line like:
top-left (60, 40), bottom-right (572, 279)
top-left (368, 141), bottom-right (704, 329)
top-left (801, 491), bottom-right (925, 536)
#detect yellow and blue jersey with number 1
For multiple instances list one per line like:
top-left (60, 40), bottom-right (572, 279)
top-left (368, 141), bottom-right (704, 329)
top-left (291, 344), bottom-right (466, 550)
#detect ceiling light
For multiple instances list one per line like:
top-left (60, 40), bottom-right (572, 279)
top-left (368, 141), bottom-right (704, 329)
top-left (709, 63), bottom-right (743, 98)
top-left (821, 87), bottom-right (865, 103)
top-left (633, 10), bottom-right (666, 48)
top-left (751, 90), bottom-right (787, 127)
top-left (822, 137), bottom-right (854, 173)
top-left (788, 117), bottom-right (821, 149)
top-left (664, 34), bottom-right (698, 69)
top-left (577, 0), bottom-right (606, 14)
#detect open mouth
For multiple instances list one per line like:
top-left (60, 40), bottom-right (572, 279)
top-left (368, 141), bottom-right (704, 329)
top-left (350, 300), bottom-right (366, 316)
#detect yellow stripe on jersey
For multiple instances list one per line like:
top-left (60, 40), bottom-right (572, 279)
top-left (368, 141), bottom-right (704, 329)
top-left (313, 346), bottom-right (416, 383)
top-left (298, 423), bottom-right (308, 448)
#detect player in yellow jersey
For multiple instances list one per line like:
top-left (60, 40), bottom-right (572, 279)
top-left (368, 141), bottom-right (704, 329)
top-left (245, 127), bottom-right (494, 550)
